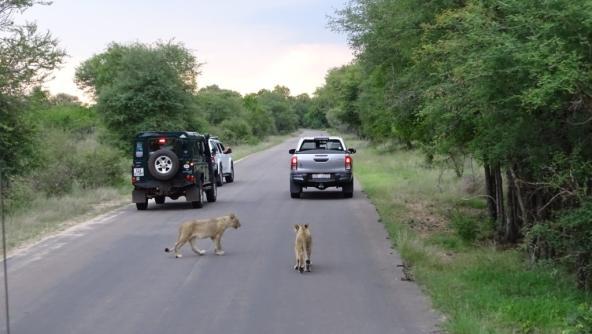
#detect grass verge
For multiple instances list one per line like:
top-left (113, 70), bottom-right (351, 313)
top-left (3, 186), bottom-right (128, 255)
top-left (347, 135), bottom-right (591, 333)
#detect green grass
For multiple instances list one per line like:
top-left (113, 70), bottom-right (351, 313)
top-left (347, 135), bottom-right (591, 333)
top-left (3, 186), bottom-right (128, 254)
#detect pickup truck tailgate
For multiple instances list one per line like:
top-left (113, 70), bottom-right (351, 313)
top-left (297, 153), bottom-right (346, 173)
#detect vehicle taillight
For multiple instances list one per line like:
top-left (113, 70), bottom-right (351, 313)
top-left (185, 175), bottom-right (196, 183)
top-left (291, 156), bottom-right (298, 170)
top-left (345, 155), bottom-right (352, 170)
top-left (132, 176), bottom-right (137, 184)
top-left (158, 137), bottom-right (167, 145)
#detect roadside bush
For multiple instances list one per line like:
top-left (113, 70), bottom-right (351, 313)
top-left (450, 212), bottom-right (479, 243)
top-left (527, 200), bottom-right (592, 290)
top-left (218, 117), bottom-right (254, 145)
top-left (71, 137), bottom-right (126, 189)
top-left (29, 128), bottom-right (125, 197)
top-left (31, 104), bottom-right (98, 136)
top-left (564, 304), bottom-right (592, 334)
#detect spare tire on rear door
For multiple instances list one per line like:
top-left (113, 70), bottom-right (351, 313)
top-left (148, 149), bottom-right (179, 180)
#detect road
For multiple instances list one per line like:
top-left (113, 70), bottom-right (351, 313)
top-left (1, 133), bottom-right (440, 334)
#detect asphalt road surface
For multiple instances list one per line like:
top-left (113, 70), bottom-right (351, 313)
top-left (1, 133), bottom-right (441, 334)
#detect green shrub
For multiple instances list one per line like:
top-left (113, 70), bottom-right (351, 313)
top-left (564, 304), bottom-right (592, 334)
top-left (451, 212), bottom-right (479, 243)
top-left (28, 128), bottom-right (125, 197)
top-left (218, 117), bottom-right (254, 145)
top-left (527, 200), bottom-right (592, 290)
top-left (32, 105), bottom-right (98, 135)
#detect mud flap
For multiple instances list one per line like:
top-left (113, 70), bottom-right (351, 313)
top-left (132, 190), bottom-right (146, 203)
top-left (185, 185), bottom-right (200, 201)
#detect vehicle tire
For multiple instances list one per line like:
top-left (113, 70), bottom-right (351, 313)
top-left (191, 182), bottom-right (204, 209)
top-left (206, 182), bottom-right (217, 202)
top-left (342, 181), bottom-right (354, 198)
top-left (136, 198), bottom-right (148, 210)
top-left (290, 180), bottom-right (301, 199)
top-left (147, 149), bottom-right (179, 181)
top-left (225, 163), bottom-right (234, 183)
top-left (216, 164), bottom-right (223, 187)
top-left (155, 196), bottom-right (165, 204)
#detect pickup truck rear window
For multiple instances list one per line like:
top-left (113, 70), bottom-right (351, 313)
top-left (298, 139), bottom-right (345, 153)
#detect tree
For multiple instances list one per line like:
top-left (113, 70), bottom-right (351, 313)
top-left (0, 0), bottom-right (65, 174)
top-left (194, 85), bottom-right (246, 125)
top-left (75, 42), bottom-right (200, 147)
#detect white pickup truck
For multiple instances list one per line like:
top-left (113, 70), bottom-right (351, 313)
top-left (288, 136), bottom-right (356, 198)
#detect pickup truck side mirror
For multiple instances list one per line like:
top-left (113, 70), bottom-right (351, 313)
top-left (224, 147), bottom-right (232, 154)
top-left (212, 147), bottom-right (218, 154)
top-left (289, 149), bottom-right (296, 154)
top-left (347, 148), bottom-right (356, 154)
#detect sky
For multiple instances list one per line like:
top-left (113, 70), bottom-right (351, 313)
top-left (19, 0), bottom-right (354, 101)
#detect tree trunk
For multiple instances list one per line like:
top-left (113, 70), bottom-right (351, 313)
top-left (505, 169), bottom-right (521, 243)
top-left (484, 164), bottom-right (497, 221)
top-left (494, 164), bottom-right (506, 242)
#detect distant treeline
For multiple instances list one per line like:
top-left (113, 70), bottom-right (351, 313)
top-left (74, 41), bottom-right (329, 150)
top-left (314, 0), bottom-right (592, 289)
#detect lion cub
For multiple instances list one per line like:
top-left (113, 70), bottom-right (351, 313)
top-left (165, 213), bottom-right (241, 258)
top-left (293, 224), bottom-right (312, 273)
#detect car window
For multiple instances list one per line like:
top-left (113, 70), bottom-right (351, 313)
top-left (148, 137), bottom-right (178, 153)
top-left (299, 139), bottom-right (344, 152)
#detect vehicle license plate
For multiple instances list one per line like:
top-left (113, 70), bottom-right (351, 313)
top-left (312, 173), bottom-right (331, 179)
top-left (133, 168), bottom-right (144, 177)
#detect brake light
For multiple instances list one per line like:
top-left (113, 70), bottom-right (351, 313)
top-left (345, 155), bottom-right (352, 170)
top-left (132, 176), bottom-right (137, 184)
top-left (291, 156), bottom-right (298, 170)
top-left (158, 138), bottom-right (167, 145)
top-left (185, 175), bottom-right (196, 183)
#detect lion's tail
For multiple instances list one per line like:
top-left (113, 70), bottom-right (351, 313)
top-left (164, 247), bottom-right (172, 253)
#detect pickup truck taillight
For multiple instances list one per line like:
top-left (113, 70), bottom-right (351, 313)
top-left (291, 156), bottom-right (298, 170)
top-left (345, 155), bottom-right (352, 170)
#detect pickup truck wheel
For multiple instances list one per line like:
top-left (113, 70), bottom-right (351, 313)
top-left (136, 199), bottom-right (148, 210)
top-left (342, 181), bottom-right (354, 198)
top-left (290, 180), bottom-right (301, 199)
top-left (154, 196), bottom-right (165, 204)
top-left (206, 182), bottom-right (217, 202)
top-left (216, 165), bottom-right (223, 186)
top-left (225, 164), bottom-right (234, 183)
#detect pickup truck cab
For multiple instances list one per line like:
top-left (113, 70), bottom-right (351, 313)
top-left (288, 136), bottom-right (356, 198)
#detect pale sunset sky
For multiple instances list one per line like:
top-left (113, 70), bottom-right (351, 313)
top-left (19, 0), bottom-right (354, 101)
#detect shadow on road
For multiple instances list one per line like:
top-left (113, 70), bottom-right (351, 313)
top-left (143, 201), bottom-right (197, 211)
top-left (298, 191), bottom-right (350, 200)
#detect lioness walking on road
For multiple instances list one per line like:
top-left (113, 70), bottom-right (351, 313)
top-left (294, 224), bottom-right (312, 273)
top-left (165, 213), bottom-right (241, 258)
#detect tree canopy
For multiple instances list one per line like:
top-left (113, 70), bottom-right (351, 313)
top-left (75, 42), bottom-right (200, 147)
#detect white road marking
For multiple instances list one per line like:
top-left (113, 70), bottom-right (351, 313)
top-left (5, 208), bottom-right (127, 268)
